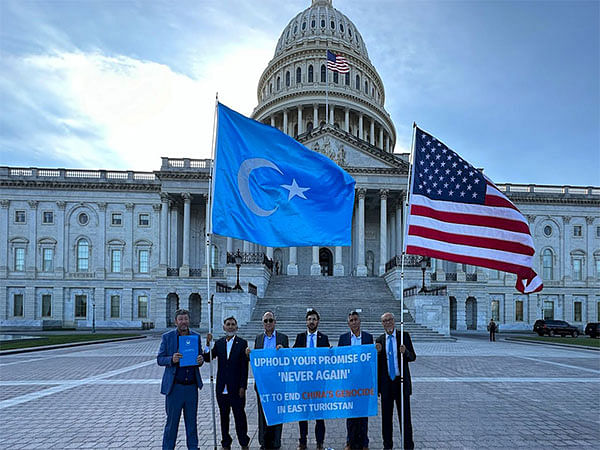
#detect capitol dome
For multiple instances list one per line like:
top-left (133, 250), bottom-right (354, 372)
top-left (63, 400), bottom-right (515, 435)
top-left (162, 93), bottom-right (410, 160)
top-left (252, 0), bottom-right (396, 154)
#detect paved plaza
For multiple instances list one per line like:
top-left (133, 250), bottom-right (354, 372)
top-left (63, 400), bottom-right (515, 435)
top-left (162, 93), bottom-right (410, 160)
top-left (1, 334), bottom-right (599, 449)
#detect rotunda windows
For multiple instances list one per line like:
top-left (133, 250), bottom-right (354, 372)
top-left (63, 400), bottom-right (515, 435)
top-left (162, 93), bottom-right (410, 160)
top-left (333, 72), bottom-right (339, 83)
top-left (345, 72), bottom-right (350, 85)
top-left (321, 19), bottom-right (325, 28)
top-left (293, 24), bottom-right (297, 34)
top-left (311, 19), bottom-right (315, 28)
top-left (277, 76), bottom-right (281, 90)
top-left (302, 21), bottom-right (306, 31)
top-left (320, 65), bottom-right (326, 82)
top-left (349, 28), bottom-right (352, 37)
top-left (296, 67), bottom-right (301, 83)
top-left (308, 65), bottom-right (314, 82)
top-left (355, 74), bottom-right (360, 90)
top-left (340, 23), bottom-right (344, 32)
top-left (285, 71), bottom-right (290, 87)
top-left (331, 20), bottom-right (335, 29)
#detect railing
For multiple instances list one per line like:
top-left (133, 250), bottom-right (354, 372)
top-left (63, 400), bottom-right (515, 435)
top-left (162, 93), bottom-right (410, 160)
top-left (4, 167), bottom-right (157, 181)
top-left (248, 283), bottom-right (258, 296)
top-left (166, 268), bottom-right (179, 277)
top-left (227, 251), bottom-right (273, 267)
top-left (431, 272), bottom-right (478, 282)
top-left (211, 268), bottom-right (225, 277)
top-left (216, 282), bottom-right (232, 293)
top-left (496, 183), bottom-right (599, 196)
top-left (466, 273), bottom-right (478, 281)
top-left (446, 273), bottom-right (457, 281)
top-left (189, 268), bottom-right (202, 277)
top-left (404, 285), bottom-right (448, 297)
top-left (385, 255), bottom-right (429, 272)
top-left (160, 157), bottom-right (211, 170)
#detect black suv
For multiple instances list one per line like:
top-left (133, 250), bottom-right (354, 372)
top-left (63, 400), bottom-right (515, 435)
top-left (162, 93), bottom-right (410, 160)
top-left (584, 323), bottom-right (600, 338)
top-left (533, 320), bottom-right (579, 337)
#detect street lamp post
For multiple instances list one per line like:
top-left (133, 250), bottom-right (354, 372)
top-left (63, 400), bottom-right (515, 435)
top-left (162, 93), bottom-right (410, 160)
top-left (233, 250), bottom-right (243, 292)
top-left (419, 257), bottom-right (429, 293)
top-left (92, 301), bottom-right (96, 334)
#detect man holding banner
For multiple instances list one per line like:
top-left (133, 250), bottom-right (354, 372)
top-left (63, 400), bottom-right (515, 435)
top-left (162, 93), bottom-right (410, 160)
top-left (376, 312), bottom-right (416, 450)
top-left (293, 309), bottom-right (330, 450)
top-left (250, 311), bottom-right (289, 450)
top-left (339, 311), bottom-right (373, 450)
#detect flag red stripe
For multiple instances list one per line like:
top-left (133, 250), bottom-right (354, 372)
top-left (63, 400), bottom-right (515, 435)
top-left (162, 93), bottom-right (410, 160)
top-left (410, 204), bottom-right (530, 234)
top-left (408, 225), bottom-right (535, 256)
top-left (485, 193), bottom-right (518, 210)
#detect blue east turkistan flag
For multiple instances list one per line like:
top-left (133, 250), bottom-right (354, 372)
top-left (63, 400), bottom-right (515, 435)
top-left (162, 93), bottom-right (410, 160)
top-left (212, 103), bottom-right (355, 247)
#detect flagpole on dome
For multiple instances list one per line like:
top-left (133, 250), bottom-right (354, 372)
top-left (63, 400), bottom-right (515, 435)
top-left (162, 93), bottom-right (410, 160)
top-left (206, 92), bottom-right (219, 450)
top-left (325, 43), bottom-right (329, 126)
top-left (399, 122), bottom-right (417, 449)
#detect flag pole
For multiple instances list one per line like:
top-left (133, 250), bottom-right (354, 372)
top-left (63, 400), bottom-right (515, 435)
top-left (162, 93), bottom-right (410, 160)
top-left (206, 93), bottom-right (219, 450)
top-left (325, 45), bottom-right (329, 125)
top-left (399, 122), bottom-right (417, 449)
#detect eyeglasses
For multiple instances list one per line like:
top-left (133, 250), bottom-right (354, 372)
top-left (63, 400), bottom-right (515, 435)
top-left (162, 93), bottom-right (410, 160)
top-left (263, 318), bottom-right (274, 323)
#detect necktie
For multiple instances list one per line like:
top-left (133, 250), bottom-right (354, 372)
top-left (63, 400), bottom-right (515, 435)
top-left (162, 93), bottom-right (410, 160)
top-left (309, 334), bottom-right (315, 348)
top-left (387, 334), bottom-right (396, 380)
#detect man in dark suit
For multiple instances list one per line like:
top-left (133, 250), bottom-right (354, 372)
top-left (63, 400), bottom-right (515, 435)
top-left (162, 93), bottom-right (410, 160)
top-left (205, 316), bottom-right (250, 450)
top-left (293, 309), bottom-right (330, 450)
top-left (375, 312), bottom-right (416, 450)
top-left (157, 309), bottom-right (204, 450)
top-left (339, 311), bottom-right (373, 450)
top-left (247, 311), bottom-right (289, 449)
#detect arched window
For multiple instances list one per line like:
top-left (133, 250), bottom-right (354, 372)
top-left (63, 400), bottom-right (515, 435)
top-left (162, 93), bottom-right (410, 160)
top-left (542, 249), bottom-right (553, 280)
top-left (365, 80), bottom-right (368, 93)
top-left (269, 83), bottom-right (272, 94)
top-left (296, 67), bottom-right (301, 83)
top-left (276, 76), bottom-right (281, 90)
top-left (320, 64), bottom-right (326, 82)
top-left (355, 74), bottom-right (360, 89)
top-left (285, 71), bottom-right (290, 87)
top-left (333, 72), bottom-right (338, 83)
top-left (330, 20), bottom-right (335, 29)
top-left (307, 121), bottom-right (313, 132)
top-left (308, 65), bottom-right (314, 82)
top-left (311, 19), bottom-right (315, 28)
top-left (211, 245), bottom-right (219, 269)
top-left (345, 72), bottom-right (350, 85)
top-left (77, 239), bottom-right (89, 272)
top-left (321, 19), bottom-right (325, 28)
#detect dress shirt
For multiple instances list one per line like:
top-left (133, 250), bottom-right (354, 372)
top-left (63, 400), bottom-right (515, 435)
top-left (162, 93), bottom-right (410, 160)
top-left (386, 330), bottom-right (400, 378)
top-left (306, 331), bottom-right (317, 348)
top-left (350, 332), bottom-right (362, 346)
top-left (263, 331), bottom-right (277, 349)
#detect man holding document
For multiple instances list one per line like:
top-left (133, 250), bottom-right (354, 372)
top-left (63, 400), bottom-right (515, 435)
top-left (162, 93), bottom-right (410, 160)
top-left (157, 309), bottom-right (204, 450)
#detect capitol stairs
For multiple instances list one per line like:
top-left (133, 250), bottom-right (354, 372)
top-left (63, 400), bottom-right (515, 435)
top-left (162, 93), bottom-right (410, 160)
top-left (237, 275), bottom-right (451, 343)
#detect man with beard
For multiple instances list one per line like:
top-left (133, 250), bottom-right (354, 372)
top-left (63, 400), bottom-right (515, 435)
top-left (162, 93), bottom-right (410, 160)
top-left (375, 312), bottom-right (416, 450)
top-left (205, 316), bottom-right (250, 450)
top-left (293, 309), bottom-right (330, 450)
top-left (339, 311), bottom-right (373, 450)
top-left (247, 311), bottom-right (289, 449)
top-left (157, 309), bottom-right (205, 450)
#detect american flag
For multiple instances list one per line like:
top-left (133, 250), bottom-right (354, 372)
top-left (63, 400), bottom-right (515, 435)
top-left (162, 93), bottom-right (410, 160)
top-left (326, 50), bottom-right (350, 73)
top-left (405, 127), bottom-right (543, 294)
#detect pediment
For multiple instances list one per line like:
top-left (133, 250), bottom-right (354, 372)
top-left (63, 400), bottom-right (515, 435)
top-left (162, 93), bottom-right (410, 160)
top-left (298, 126), bottom-right (408, 173)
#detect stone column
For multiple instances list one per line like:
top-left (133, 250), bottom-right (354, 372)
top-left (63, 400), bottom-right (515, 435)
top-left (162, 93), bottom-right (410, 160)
top-left (313, 104), bottom-right (318, 127)
top-left (379, 190), bottom-right (388, 275)
top-left (386, 134), bottom-right (391, 152)
top-left (203, 197), bottom-right (211, 276)
top-left (334, 246), bottom-right (344, 276)
top-left (181, 193), bottom-right (191, 276)
top-left (266, 247), bottom-right (273, 259)
top-left (389, 209), bottom-right (396, 259)
top-left (98, 202), bottom-right (108, 278)
top-left (358, 114), bottom-right (364, 140)
top-left (27, 200), bottom-right (38, 275)
top-left (396, 197), bottom-right (403, 255)
top-left (0, 200), bottom-right (8, 277)
top-left (170, 205), bottom-right (178, 268)
top-left (288, 247), bottom-right (298, 275)
top-left (329, 105), bottom-right (334, 125)
top-left (283, 109), bottom-right (288, 135)
top-left (125, 203), bottom-right (134, 278)
top-left (297, 106), bottom-right (303, 134)
top-left (159, 194), bottom-right (169, 268)
top-left (344, 108), bottom-right (350, 132)
top-left (57, 201), bottom-right (66, 273)
top-left (356, 188), bottom-right (367, 276)
top-left (370, 119), bottom-right (375, 145)
top-left (270, 116), bottom-right (275, 127)
top-left (311, 246), bottom-right (320, 275)
top-left (379, 127), bottom-right (384, 149)
top-left (243, 241), bottom-right (251, 253)
top-left (226, 237), bottom-right (233, 254)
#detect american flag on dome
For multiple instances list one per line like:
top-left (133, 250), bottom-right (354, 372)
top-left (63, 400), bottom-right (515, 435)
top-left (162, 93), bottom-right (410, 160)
top-left (326, 50), bottom-right (350, 73)
top-left (405, 127), bottom-right (543, 294)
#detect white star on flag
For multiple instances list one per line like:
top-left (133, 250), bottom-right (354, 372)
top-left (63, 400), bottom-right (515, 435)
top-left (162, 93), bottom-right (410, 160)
top-left (281, 179), bottom-right (310, 200)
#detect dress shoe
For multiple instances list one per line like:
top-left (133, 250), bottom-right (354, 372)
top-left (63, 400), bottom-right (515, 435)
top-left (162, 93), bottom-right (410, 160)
top-left (296, 445), bottom-right (307, 450)
top-left (316, 445), bottom-right (324, 450)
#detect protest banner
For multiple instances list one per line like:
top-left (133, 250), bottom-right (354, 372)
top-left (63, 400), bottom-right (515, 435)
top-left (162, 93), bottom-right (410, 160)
top-left (250, 345), bottom-right (377, 425)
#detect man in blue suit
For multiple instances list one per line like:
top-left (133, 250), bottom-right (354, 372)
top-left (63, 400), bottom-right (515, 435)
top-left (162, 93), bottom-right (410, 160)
top-left (339, 311), bottom-right (373, 450)
top-left (293, 309), bottom-right (330, 450)
top-left (157, 309), bottom-right (204, 450)
top-left (205, 316), bottom-right (250, 450)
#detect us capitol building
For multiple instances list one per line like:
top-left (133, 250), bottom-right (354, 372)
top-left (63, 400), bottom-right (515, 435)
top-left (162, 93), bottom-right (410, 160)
top-left (1, 0), bottom-right (598, 334)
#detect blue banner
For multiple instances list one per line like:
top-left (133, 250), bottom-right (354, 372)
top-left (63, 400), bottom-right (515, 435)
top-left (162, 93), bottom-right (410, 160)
top-left (250, 346), bottom-right (377, 425)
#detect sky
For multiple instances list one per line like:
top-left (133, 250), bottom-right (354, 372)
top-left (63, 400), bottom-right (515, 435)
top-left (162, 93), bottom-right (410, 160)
top-left (0, 0), bottom-right (598, 186)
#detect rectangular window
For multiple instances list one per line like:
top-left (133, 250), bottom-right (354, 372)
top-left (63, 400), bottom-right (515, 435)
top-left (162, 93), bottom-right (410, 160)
top-left (574, 301), bottom-right (582, 322)
top-left (75, 295), bottom-right (87, 318)
top-left (15, 210), bottom-right (26, 223)
top-left (598, 301), bottom-right (600, 322)
top-left (543, 300), bottom-right (554, 320)
top-left (138, 213), bottom-right (150, 227)
top-left (15, 248), bottom-right (25, 271)
top-left (573, 259), bottom-right (582, 281)
top-left (573, 225), bottom-right (582, 237)
top-left (42, 248), bottom-right (54, 272)
top-left (41, 294), bottom-right (52, 317)
top-left (111, 213), bottom-right (122, 226)
top-left (515, 300), bottom-right (523, 322)
top-left (111, 249), bottom-right (122, 273)
top-left (138, 295), bottom-right (148, 318)
top-left (42, 211), bottom-right (54, 224)
top-left (596, 260), bottom-right (600, 279)
top-left (139, 250), bottom-right (149, 273)
top-left (491, 300), bottom-right (500, 321)
top-left (110, 295), bottom-right (120, 318)
top-left (13, 294), bottom-right (24, 317)
top-left (597, 226), bottom-right (600, 238)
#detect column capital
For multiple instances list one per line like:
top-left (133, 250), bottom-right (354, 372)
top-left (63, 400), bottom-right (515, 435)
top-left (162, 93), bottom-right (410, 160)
top-left (97, 202), bottom-right (107, 211)
top-left (152, 203), bottom-right (162, 212)
top-left (125, 203), bottom-right (134, 211)
top-left (56, 201), bottom-right (66, 210)
top-left (0, 199), bottom-right (9, 209)
top-left (181, 192), bottom-right (192, 202)
top-left (28, 200), bottom-right (39, 209)
top-left (357, 188), bottom-right (367, 199)
top-left (160, 193), bottom-right (170, 202)
top-left (379, 189), bottom-right (389, 200)
top-left (586, 216), bottom-right (594, 225)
